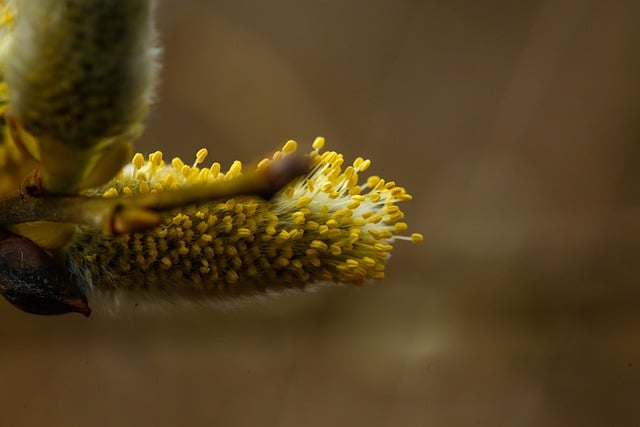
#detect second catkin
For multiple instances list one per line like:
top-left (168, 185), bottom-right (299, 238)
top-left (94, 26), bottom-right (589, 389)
top-left (5, 0), bottom-right (159, 194)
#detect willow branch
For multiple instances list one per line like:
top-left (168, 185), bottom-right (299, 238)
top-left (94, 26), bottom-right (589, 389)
top-left (0, 154), bottom-right (310, 235)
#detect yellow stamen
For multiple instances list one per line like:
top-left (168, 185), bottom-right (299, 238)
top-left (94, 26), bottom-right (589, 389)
top-left (67, 139), bottom-right (421, 298)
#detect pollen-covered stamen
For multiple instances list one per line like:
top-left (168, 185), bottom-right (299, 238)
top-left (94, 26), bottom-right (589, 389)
top-left (67, 139), bottom-right (421, 297)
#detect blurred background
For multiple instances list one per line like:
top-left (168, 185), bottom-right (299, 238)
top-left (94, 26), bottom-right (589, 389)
top-left (2, 0), bottom-right (640, 425)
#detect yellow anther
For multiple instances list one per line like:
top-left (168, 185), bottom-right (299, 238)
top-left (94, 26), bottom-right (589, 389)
top-left (346, 200), bottom-right (360, 210)
top-left (161, 174), bottom-right (174, 188)
top-left (210, 162), bottom-right (221, 178)
top-left (257, 158), bottom-right (270, 171)
top-left (139, 181), bottom-right (150, 194)
top-left (195, 148), bottom-right (208, 165)
top-left (321, 182), bottom-right (333, 193)
top-left (132, 153), bottom-right (145, 170)
top-left (310, 240), bottom-right (328, 251)
top-left (349, 185), bottom-right (361, 196)
top-left (295, 196), bottom-right (311, 208)
top-left (172, 214), bottom-right (184, 225)
top-left (411, 233), bottom-right (424, 243)
top-left (366, 176), bottom-right (380, 188)
top-left (358, 159), bottom-right (371, 172)
top-left (374, 243), bottom-right (394, 252)
top-left (339, 208), bottom-right (353, 218)
top-left (395, 222), bottom-right (408, 232)
top-left (275, 256), bottom-right (290, 267)
top-left (327, 168), bottom-right (340, 182)
top-left (387, 212), bottom-right (405, 222)
top-left (282, 140), bottom-right (298, 153)
top-left (312, 136), bottom-right (325, 150)
top-left (343, 166), bottom-right (355, 180)
top-left (283, 186), bottom-right (294, 198)
top-left (346, 259), bottom-right (359, 268)
top-left (102, 187), bottom-right (118, 198)
top-left (279, 230), bottom-right (291, 240)
top-left (308, 256), bottom-right (322, 267)
top-left (237, 228), bottom-right (252, 239)
top-left (171, 157), bottom-right (184, 170)
top-left (227, 160), bottom-right (242, 178)
top-left (322, 151), bottom-right (337, 164)
top-left (150, 151), bottom-right (163, 166)
top-left (196, 222), bottom-right (208, 234)
top-left (226, 270), bottom-right (239, 284)
top-left (289, 229), bottom-right (303, 240)
top-left (292, 212), bottom-right (306, 225)
top-left (391, 187), bottom-right (406, 197)
top-left (387, 206), bottom-right (400, 215)
top-left (198, 168), bottom-right (210, 182)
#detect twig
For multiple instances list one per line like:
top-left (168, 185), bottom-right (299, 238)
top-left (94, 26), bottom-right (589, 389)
top-left (0, 154), bottom-right (310, 234)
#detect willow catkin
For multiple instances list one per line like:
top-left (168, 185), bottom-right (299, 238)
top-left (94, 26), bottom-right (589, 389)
top-left (4, 0), bottom-right (159, 194)
top-left (65, 138), bottom-right (423, 307)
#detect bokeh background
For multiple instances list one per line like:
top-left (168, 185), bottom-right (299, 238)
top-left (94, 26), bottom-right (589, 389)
top-left (2, 0), bottom-right (640, 425)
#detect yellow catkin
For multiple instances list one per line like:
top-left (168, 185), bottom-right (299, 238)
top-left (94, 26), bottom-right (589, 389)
top-left (66, 140), bottom-right (421, 298)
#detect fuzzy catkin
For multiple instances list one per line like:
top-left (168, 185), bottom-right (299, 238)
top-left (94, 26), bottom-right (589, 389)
top-left (65, 139), bottom-right (422, 303)
top-left (3, 0), bottom-right (160, 194)
top-left (6, 0), bottom-right (158, 147)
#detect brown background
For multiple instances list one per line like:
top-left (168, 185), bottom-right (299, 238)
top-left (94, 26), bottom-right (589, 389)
top-left (2, 0), bottom-right (639, 425)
